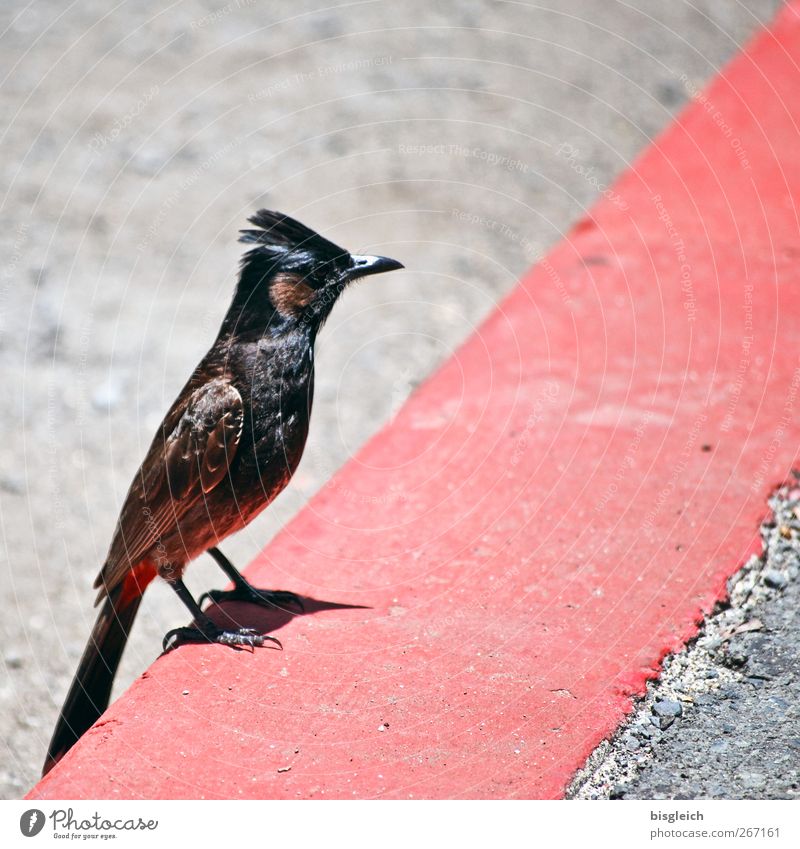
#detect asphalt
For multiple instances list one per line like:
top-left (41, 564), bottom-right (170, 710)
top-left (0, 0), bottom-right (785, 798)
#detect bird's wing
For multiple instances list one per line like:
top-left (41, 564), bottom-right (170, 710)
top-left (97, 378), bottom-right (244, 598)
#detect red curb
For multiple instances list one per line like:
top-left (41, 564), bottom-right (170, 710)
top-left (31, 3), bottom-right (800, 799)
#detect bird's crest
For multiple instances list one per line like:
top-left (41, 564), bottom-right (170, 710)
top-left (239, 210), bottom-right (346, 262)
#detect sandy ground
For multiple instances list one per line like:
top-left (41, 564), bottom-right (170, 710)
top-left (0, 0), bottom-right (783, 798)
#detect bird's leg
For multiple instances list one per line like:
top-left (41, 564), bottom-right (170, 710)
top-left (163, 577), bottom-right (282, 651)
top-left (198, 546), bottom-right (304, 612)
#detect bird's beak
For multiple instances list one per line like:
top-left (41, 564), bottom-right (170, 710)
top-left (346, 254), bottom-right (404, 280)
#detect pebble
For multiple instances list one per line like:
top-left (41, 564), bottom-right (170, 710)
top-left (0, 475), bottom-right (25, 496)
top-left (763, 570), bottom-right (788, 590)
top-left (652, 700), bottom-right (683, 718)
top-left (4, 652), bottom-right (23, 669)
top-left (92, 379), bottom-right (122, 411)
top-left (656, 80), bottom-right (684, 106)
top-left (720, 686), bottom-right (741, 701)
top-left (130, 148), bottom-right (170, 176)
top-left (723, 649), bottom-right (748, 668)
top-left (740, 771), bottom-right (766, 790)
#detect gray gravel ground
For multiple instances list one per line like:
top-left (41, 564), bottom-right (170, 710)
top-left (0, 0), bottom-right (784, 798)
top-left (569, 480), bottom-right (800, 800)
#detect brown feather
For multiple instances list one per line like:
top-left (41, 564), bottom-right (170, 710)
top-left (95, 378), bottom-right (243, 600)
top-left (269, 273), bottom-right (315, 318)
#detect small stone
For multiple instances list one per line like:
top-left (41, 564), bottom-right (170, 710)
top-left (182, 689), bottom-right (189, 696)
top-left (4, 651), bottom-right (23, 669)
top-left (656, 80), bottom-right (684, 106)
top-left (652, 700), bottom-right (683, 718)
top-left (650, 713), bottom-right (675, 730)
top-left (130, 148), bottom-right (170, 176)
top-left (0, 474), bottom-right (25, 495)
top-left (377, 724), bottom-right (387, 732)
top-left (92, 378), bottom-right (122, 411)
top-left (779, 525), bottom-right (793, 539)
top-left (723, 649), bottom-right (748, 669)
top-left (763, 570), bottom-right (788, 590)
top-left (740, 771), bottom-right (766, 789)
top-left (704, 669), bottom-right (719, 679)
top-left (710, 740), bottom-right (728, 754)
top-left (277, 766), bottom-right (291, 773)
top-left (721, 722), bottom-right (736, 734)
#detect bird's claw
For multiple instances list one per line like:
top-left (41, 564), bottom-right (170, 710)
top-left (162, 624), bottom-right (282, 653)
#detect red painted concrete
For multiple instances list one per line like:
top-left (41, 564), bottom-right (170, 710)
top-left (31, 3), bottom-right (800, 799)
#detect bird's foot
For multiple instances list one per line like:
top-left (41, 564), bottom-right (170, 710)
top-left (199, 584), bottom-right (305, 613)
top-left (162, 624), bottom-right (282, 653)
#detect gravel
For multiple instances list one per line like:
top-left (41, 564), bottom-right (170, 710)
top-left (569, 479), bottom-right (800, 800)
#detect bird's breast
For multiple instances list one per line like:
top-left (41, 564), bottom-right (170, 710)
top-left (244, 350), bottom-right (313, 490)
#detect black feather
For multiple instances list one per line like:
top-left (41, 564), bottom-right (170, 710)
top-left (238, 210), bottom-right (346, 260)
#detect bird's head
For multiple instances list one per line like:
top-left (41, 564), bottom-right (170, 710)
top-left (234, 209), bottom-right (403, 331)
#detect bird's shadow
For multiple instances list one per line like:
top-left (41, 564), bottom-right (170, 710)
top-left (162, 589), bottom-right (369, 655)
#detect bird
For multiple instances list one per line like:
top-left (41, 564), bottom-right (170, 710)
top-left (43, 209), bottom-right (403, 775)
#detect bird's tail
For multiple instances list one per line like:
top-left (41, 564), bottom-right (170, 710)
top-left (43, 565), bottom-right (155, 775)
